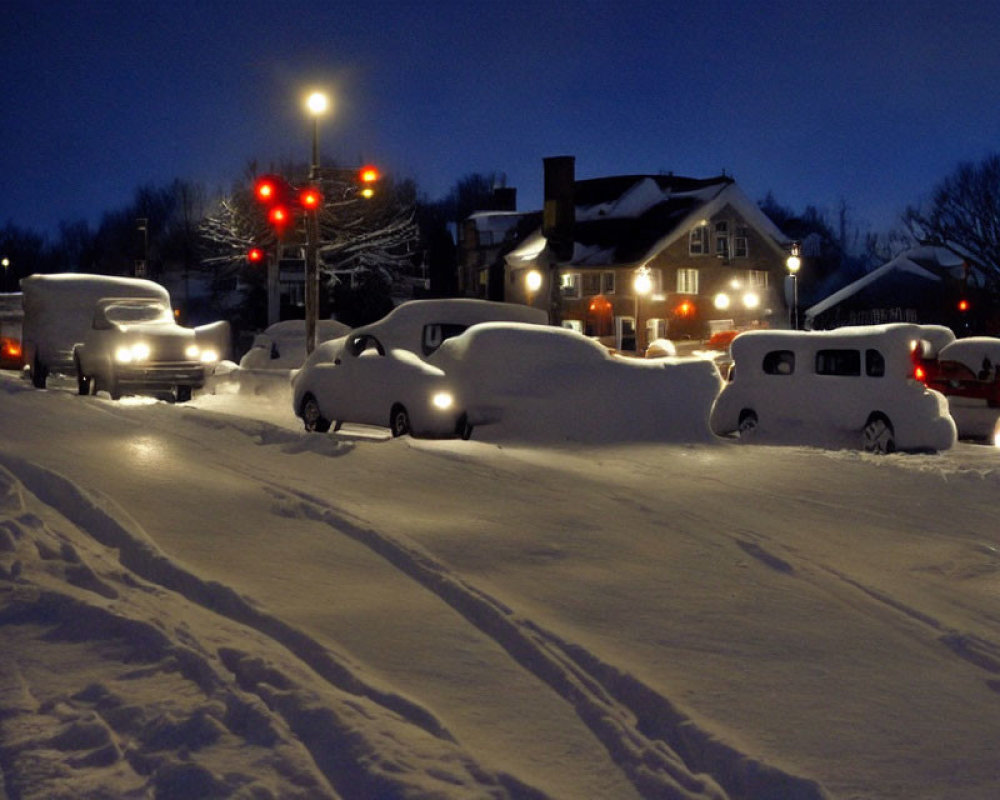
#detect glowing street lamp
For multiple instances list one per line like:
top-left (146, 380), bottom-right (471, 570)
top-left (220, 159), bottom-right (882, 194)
top-left (304, 89), bottom-right (330, 355)
top-left (525, 269), bottom-right (543, 306)
top-left (633, 265), bottom-right (653, 353)
top-left (786, 244), bottom-right (802, 329)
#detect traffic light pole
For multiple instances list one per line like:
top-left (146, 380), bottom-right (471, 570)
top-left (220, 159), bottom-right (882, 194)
top-left (304, 204), bottom-right (319, 355)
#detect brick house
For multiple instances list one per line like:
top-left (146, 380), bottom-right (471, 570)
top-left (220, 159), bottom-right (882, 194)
top-left (504, 157), bottom-right (794, 351)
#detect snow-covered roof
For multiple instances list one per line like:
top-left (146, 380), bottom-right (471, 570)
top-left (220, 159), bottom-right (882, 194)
top-left (804, 246), bottom-right (961, 324)
top-left (507, 174), bottom-right (790, 269)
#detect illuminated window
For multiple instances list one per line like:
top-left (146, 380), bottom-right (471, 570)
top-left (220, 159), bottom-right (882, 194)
top-left (689, 225), bottom-right (709, 255)
top-left (734, 226), bottom-right (749, 258)
top-left (677, 268), bottom-right (699, 295)
top-left (715, 221), bottom-right (730, 257)
top-left (560, 273), bottom-right (581, 299)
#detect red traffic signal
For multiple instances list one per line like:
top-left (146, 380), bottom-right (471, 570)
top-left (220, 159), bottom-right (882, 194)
top-left (247, 247), bottom-right (264, 263)
top-left (359, 165), bottom-right (379, 198)
top-left (299, 187), bottom-right (323, 210)
top-left (254, 174), bottom-right (293, 205)
top-left (268, 206), bottom-right (290, 227)
top-left (958, 298), bottom-right (970, 312)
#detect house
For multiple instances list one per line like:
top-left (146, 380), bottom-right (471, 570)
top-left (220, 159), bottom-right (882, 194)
top-left (503, 157), bottom-right (794, 351)
top-left (458, 187), bottom-right (541, 301)
top-left (803, 245), bottom-right (987, 334)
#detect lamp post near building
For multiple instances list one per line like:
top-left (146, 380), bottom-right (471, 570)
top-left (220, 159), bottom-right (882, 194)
top-left (304, 90), bottom-right (330, 354)
top-left (633, 265), bottom-right (653, 353)
top-left (786, 245), bottom-right (801, 330)
top-left (1, 258), bottom-right (9, 292)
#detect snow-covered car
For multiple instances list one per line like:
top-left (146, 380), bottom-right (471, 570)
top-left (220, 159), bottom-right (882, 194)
top-left (430, 322), bottom-right (724, 444)
top-left (73, 297), bottom-right (220, 401)
top-left (917, 336), bottom-right (1000, 408)
top-left (710, 324), bottom-right (956, 453)
top-left (291, 299), bottom-right (549, 437)
top-left (325, 298), bottom-right (549, 359)
top-left (239, 319), bottom-right (351, 370)
top-left (292, 332), bottom-right (470, 438)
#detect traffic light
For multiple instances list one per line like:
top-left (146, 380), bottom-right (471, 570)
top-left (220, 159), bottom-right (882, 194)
top-left (247, 247), bottom-right (264, 264)
top-left (958, 298), bottom-right (970, 312)
top-left (268, 206), bottom-right (291, 230)
top-left (255, 175), bottom-right (291, 204)
top-left (299, 187), bottom-right (323, 211)
top-left (358, 165), bottom-right (379, 199)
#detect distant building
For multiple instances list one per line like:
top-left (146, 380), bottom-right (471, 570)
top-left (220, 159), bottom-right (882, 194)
top-left (503, 157), bottom-right (794, 351)
top-left (804, 245), bottom-right (989, 334)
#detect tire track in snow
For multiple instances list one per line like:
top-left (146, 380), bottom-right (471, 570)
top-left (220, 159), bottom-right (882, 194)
top-left (266, 480), bottom-right (830, 800)
top-left (0, 454), bottom-right (548, 800)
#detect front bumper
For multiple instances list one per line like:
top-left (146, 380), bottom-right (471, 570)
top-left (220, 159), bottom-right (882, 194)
top-left (115, 361), bottom-right (206, 389)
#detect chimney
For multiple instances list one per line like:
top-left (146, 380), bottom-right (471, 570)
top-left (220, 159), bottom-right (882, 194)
top-left (543, 156), bottom-right (575, 262)
top-left (492, 186), bottom-right (517, 211)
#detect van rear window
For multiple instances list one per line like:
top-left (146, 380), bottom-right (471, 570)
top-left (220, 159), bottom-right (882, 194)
top-left (865, 349), bottom-right (886, 377)
top-left (816, 349), bottom-right (861, 376)
top-left (762, 350), bottom-right (795, 375)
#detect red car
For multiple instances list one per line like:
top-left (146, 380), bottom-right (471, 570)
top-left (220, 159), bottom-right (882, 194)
top-left (914, 336), bottom-right (1000, 408)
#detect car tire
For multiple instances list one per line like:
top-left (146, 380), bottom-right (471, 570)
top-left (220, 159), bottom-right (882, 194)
top-left (74, 356), bottom-right (91, 396)
top-left (390, 404), bottom-right (411, 438)
top-left (176, 385), bottom-right (192, 403)
top-left (301, 393), bottom-right (331, 433)
top-left (31, 355), bottom-right (47, 389)
top-left (737, 409), bottom-right (758, 441)
top-left (862, 413), bottom-right (895, 454)
top-left (457, 413), bottom-right (473, 441)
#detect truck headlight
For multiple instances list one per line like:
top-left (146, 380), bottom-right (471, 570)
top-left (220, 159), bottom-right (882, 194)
top-left (116, 342), bottom-right (150, 363)
top-left (199, 348), bottom-right (219, 363)
top-left (185, 344), bottom-right (200, 360)
top-left (431, 391), bottom-right (454, 410)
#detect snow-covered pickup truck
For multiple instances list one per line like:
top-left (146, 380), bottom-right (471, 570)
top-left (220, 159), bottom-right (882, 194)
top-left (73, 297), bottom-right (221, 401)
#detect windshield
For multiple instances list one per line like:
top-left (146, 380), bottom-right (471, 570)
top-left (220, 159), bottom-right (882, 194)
top-left (104, 300), bottom-right (173, 325)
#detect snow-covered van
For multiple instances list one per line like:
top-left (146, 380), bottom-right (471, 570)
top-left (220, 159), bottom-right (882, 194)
top-left (21, 274), bottom-right (229, 400)
top-left (710, 324), bottom-right (956, 453)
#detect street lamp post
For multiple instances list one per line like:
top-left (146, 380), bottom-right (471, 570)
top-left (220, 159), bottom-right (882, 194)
top-left (633, 265), bottom-right (653, 354)
top-left (786, 245), bottom-right (801, 330)
top-left (1, 258), bottom-right (9, 293)
top-left (304, 91), bottom-right (329, 355)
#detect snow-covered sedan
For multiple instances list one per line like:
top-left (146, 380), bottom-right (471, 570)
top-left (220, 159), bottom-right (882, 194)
top-left (292, 332), bottom-right (471, 438)
top-left (430, 323), bottom-right (724, 444)
top-left (710, 324), bottom-right (956, 453)
top-left (73, 297), bottom-right (219, 402)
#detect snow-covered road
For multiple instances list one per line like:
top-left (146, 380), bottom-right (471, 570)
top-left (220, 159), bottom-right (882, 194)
top-left (1, 371), bottom-right (999, 799)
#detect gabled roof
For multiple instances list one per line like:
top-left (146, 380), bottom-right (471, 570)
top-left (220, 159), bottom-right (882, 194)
top-left (507, 174), bottom-right (790, 268)
top-left (804, 246), bottom-right (966, 324)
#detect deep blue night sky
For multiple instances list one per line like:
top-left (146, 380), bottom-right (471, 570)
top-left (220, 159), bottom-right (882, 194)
top-left (3, 0), bottom-right (999, 239)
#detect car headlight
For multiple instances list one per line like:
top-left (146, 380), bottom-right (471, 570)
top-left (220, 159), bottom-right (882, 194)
top-left (115, 342), bottom-right (150, 363)
top-left (199, 348), bottom-right (219, 363)
top-left (431, 391), bottom-right (454, 410)
top-left (185, 344), bottom-right (200, 360)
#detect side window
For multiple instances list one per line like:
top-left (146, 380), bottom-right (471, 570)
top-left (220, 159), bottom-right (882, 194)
top-left (865, 349), bottom-right (886, 377)
top-left (816, 349), bottom-right (861, 376)
top-left (762, 350), bottom-right (795, 375)
top-left (422, 323), bottom-right (468, 355)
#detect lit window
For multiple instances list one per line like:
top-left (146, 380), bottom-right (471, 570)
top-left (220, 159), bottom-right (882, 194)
top-left (677, 268), bottom-right (699, 295)
top-left (689, 225), bottom-right (709, 255)
top-left (560, 273), bottom-right (581, 299)
top-left (715, 221), bottom-right (730, 257)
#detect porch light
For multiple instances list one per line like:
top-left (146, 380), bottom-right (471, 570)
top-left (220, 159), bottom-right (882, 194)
top-left (714, 293), bottom-right (731, 310)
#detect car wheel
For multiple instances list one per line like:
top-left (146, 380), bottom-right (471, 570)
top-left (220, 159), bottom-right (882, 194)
top-left (74, 357), bottom-right (91, 396)
top-left (301, 393), bottom-right (331, 433)
top-left (31, 355), bottom-right (47, 389)
top-left (737, 409), bottom-right (758, 441)
top-left (176, 385), bottom-right (192, 403)
top-left (108, 373), bottom-right (122, 401)
top-left (390, 404), bottom-right (411, 438)
top-left (457, 413), bottom-right (473, 441)
top-left (863, 413), bottom-right (895, 454)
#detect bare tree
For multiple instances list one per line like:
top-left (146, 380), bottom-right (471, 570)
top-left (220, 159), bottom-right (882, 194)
top-left (904, 153), bottom-right (1000, 294)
